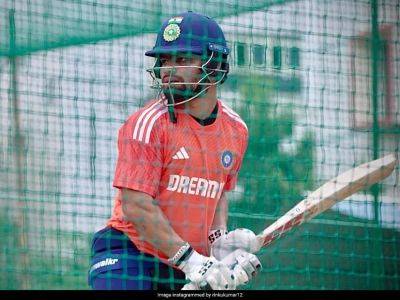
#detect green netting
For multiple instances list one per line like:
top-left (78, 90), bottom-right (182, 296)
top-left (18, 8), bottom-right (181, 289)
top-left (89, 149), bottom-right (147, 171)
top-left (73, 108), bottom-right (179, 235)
top-left (1, 0), bottom-right (399, 290)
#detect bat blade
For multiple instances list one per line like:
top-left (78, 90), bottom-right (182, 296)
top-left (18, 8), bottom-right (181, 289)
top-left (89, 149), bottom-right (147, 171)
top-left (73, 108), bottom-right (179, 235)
top-left (255, 153), bottom-right (397, 250)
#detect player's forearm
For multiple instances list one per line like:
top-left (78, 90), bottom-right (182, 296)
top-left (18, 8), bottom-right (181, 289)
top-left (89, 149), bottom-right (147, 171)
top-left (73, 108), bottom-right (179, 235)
top-left (121, 189), bottom-right (185, 257)
top-left (211, 193), bottom-right (228, 230)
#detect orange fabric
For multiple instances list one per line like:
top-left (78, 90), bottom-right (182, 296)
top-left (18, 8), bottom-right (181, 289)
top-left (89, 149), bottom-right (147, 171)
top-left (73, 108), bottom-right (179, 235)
top-left (108, 99), bottom-right (248, 263)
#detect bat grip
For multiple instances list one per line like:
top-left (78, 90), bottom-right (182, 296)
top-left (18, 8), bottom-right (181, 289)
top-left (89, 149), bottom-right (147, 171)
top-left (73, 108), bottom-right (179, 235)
top-left (253, 235), bottom-right (264, 252)
top-left (181, 282), bottom-right (198, 290)
top-left (181, 281), bottom-right (213, 290)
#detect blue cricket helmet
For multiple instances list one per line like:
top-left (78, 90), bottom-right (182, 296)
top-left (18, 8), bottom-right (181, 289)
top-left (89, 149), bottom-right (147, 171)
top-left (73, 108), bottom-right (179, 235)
top-left (145, 11), bottom-right (230, 123)
top-left (145, 11), bottom-right (230, 58)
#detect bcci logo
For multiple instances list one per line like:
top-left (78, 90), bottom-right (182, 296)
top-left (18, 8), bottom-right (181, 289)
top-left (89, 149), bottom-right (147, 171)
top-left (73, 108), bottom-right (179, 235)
top-left (163, 23), bottom-right (181, 42)
top-left (221, 150), bottom-right (233, 168)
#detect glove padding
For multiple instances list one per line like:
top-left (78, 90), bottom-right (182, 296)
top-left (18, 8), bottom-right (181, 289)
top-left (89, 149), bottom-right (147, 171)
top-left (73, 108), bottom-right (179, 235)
top-left (224, 249), bottom-right (262, 286)
top-left (182, 228), bottom-right (263, 290)
top-left (180, 250), bottom-right (237, 290)
top-left (210, 228), bottom-right (261, 260)
top-left (182, 249), bottom-right (262, 290)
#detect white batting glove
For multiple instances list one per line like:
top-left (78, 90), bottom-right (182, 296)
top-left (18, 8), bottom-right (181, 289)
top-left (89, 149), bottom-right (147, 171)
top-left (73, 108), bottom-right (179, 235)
top-left (208, 228), bottom-right (262, 287)
top-left (182, 249), bottom-right (262, 290)
top-left (170, 243), bottom-right (236, 290)
top-left (209, 228), bottom-right (261, 260)
top-left (222, 249), bottom-right (262, 286)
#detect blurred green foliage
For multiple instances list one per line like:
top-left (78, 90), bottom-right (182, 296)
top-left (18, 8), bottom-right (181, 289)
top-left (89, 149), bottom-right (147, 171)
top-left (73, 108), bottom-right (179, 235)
top-left (0, 212), bottom-right (90, 290)
top-left (233, 74), bottom-right (315, 216)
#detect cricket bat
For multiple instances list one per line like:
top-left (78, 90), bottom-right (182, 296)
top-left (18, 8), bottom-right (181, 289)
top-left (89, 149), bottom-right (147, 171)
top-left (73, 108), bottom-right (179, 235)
top-left (182, 153), bottom-right (397, 290)
top-left (253, 153), bottom-right (397, 251)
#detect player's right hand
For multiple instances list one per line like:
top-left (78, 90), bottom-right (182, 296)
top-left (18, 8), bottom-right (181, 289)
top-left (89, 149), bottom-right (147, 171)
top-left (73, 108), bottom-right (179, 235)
top-left (207, 229), bottom-right (262, 288)
top-left (181, 249), bottom-right (261, 290)
top-left (221, 249), bottom-right (262, 286)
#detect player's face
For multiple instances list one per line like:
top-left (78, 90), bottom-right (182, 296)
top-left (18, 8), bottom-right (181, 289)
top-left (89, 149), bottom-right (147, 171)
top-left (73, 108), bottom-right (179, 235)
top-left (159, 53), bottom-right (203, 90)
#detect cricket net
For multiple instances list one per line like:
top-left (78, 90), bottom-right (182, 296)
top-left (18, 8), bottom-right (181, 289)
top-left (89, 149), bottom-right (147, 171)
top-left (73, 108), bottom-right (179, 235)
top-left (0, 0), bottom-right (399, 290)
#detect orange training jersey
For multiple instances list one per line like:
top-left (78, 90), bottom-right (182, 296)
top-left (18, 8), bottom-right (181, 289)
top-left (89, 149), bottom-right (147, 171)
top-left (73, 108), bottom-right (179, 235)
top-left (107, 99), bottom-right (248, 262)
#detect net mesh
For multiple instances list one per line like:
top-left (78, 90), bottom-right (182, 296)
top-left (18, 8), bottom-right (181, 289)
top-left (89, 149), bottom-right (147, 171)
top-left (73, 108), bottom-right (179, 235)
top-left (0, 0), bottom-right (399, 290)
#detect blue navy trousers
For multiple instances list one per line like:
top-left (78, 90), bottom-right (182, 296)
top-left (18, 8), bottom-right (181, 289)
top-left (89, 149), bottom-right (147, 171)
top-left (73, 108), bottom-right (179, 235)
top-left (88, 226), bottom-right (186, 290)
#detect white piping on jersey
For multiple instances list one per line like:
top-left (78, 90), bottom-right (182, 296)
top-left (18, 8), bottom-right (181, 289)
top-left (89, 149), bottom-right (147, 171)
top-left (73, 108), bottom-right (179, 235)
top-left (221, 103), bottom-right (248, 131)
top-left (133, 101), bottom-right (161, 140)
top-left (138, 104), bottom-right (163, 142)
top-left (144, 108), bottom-right (168, 144)
top-left (132, 101), bottom-right (167, 144)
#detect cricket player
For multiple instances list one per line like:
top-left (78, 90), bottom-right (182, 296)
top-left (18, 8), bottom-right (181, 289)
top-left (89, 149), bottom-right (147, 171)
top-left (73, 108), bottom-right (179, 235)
top-left (88, 11), bottom-right (262, 290)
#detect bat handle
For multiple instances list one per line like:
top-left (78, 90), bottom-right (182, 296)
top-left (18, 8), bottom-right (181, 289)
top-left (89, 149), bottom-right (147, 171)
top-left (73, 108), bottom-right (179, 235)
top-left (181, 281), bottom-right (214, 290)
top-left (181, 282), bottom-right (198, 290)
top-left (254, 235), bottom-right (264, 252)
top-left (180, 266), bottom-right (252, 290)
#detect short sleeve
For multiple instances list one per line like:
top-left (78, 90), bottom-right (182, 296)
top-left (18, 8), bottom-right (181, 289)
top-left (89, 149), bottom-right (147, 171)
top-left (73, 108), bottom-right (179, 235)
top-left (112, 119), bottom-right (164, 198)
top-left (224, 129), bottom-right (248, 192)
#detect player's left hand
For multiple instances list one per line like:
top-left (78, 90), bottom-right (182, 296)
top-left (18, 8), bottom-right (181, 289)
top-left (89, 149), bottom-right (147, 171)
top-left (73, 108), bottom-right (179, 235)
top-left (209, 228), bottom-right (261, 260)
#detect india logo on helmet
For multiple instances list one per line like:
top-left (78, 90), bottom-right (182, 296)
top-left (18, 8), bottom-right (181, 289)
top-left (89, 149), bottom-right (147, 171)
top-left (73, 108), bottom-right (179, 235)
top-left (163, 24), bottom-right (181, 42)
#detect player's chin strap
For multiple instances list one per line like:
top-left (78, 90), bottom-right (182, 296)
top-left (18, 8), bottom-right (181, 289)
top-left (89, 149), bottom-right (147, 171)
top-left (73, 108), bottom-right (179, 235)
top-left (147, 52), bottom-right (227, 123)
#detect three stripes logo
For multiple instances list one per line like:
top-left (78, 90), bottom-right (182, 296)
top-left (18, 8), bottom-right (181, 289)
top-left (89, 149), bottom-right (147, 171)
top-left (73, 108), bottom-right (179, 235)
top-left (173, 147), bottom-right (189, 160)
top-left (132, 102), bottom-right (167, 144)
